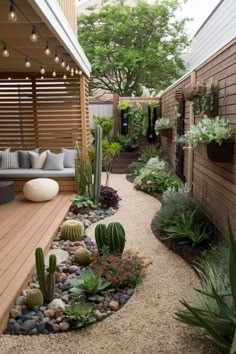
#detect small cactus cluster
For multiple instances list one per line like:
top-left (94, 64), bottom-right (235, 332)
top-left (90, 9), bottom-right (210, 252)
top-left (35, 247), bottom-right (56, 303)
top-left (95, 222), bottom-right (126, 256)
top-left (26, 289), bottom-right (44, 309)
top-left (61, 220), bottom-right (84, 241)
top-left (74, 248), bottom-right (91, 266)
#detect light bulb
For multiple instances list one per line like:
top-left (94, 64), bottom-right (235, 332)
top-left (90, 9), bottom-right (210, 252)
top-left (75, 68), bottom-right (79, 75)
top-left (2, 44), bottom-right (9, 57)
top-left (52, 69), bottom-right (56, 77)
top-left (71, 71), bottom-right (74, 77)
top-left (30, 26), bottom-right (38, 42)
top-left (25, 77), bottom-right (29, 80)
top-left (45, 42), bottom-right (51, 56)
top-left (41, 76), bottom-right (44, 80)
top-left (63, 74), bottom-right (67, 79)
top-left (66, 63), bottom-right (70, 72)
top-left (8, 1), bottom-right (17, 22)
top-left (61, 59), bottom-right (65, 67)
top-left (8, 77), bottom-right (11, 80)
top-left (25, 57), bottom-right (31, 68)
top-left (40, 65), bottom-right (45, 75)
top-left (54, 52), bottom-right (59, 63)
top-left (78, 70), bottom-right (82, 75)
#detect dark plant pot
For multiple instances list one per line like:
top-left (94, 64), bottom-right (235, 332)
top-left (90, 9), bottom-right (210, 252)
top-left (120, 108), bottom-right (129, 135)
top-left (207, 142), bottom-right (234, 162)
top-left (160, 128), bottom-right (172, 139)
top-left (147, 107), bottom-right (157, 142)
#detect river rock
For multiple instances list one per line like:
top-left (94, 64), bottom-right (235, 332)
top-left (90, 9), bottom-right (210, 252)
top-left (48, 299), bottom-right (65, 310)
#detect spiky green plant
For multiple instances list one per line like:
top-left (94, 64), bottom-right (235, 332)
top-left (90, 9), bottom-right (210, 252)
top-left (64, 301), bottom-right (96, 322)
top-left (92, 124), bottom-right (102, 204)
top-left (95, 222), bottom-right (126, 256)
top-left (61, 220), bottom-right (84, 241)
top-left (35, 247), bottom-right (56, 303)
top-left (176, 217), bottom-right (236, 353)
top-left (74, 248), bottom-right (91, 266)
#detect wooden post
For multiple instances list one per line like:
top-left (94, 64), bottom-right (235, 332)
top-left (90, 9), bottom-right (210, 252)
top-left (32, 77), bottom-right (39, 148)
top-left (80, 74), bottom-right (89, 157)
top-left (187, 70), bottom-right (196, 193)
top-left (113, 93), bottom-right (120, 133)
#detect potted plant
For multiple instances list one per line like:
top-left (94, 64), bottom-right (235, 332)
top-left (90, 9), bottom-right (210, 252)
top-left (175, 115), bottom-right (233, 162)
top-left (183, 81), bottom-right (207, 101)
top-left (147, 100), bottom-right (159, 142)
top-left (155, 118), bottom-right (173, 138)
top-left (117, 100), bottom-right (131, 135)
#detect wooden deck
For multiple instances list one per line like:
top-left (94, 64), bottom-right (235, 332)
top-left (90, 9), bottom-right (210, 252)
top-left (0, 193), bottom-right (73, 333)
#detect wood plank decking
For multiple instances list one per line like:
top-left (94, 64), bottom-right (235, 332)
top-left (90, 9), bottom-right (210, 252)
top-left (0, 193), bottom-right (73, 333)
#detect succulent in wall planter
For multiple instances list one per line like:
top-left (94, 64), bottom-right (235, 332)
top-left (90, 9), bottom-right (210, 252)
top-left (147, 100), bottom-right (159, 142)
top-left (155, 118), bottom-right (173, 138)
top-left (117, 100), bottom-right (131, 136)
top-left (183, 81), bottom-right (207, 101)
top-left (175, 115), bottom-right (233, 162)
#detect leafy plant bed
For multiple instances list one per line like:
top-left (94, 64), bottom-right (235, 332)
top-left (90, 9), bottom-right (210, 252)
top-left (4, 207), bottom-right (141, 336)
top-left (126, 174), bottom-right (163, 203)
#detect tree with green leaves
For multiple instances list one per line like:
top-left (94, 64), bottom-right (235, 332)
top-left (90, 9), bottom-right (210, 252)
top-left (78, 0), bottom-right (190, 96)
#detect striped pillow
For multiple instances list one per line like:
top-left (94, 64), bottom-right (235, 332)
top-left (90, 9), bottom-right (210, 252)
top-left (0, 148), bottom-right (10, 165)
top-left (1, 151), bottom-right (19, 169)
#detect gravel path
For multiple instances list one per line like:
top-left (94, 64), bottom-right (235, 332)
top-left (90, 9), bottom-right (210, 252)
top-left (0, 174), bottom-right (218, 354)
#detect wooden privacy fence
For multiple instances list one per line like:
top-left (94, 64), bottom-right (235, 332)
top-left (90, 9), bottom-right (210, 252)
top-left (160, 38), bottom-right (236, 236)
top-left (0, 77), bottom-right (89, 151)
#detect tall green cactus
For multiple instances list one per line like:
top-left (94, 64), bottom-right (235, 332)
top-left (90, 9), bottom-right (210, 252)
top-left (95, 224), bottom-right (108, 254)
top-left (35, 247), bottom-right (56, 303)
top-left (93, 125), bottom-right (102, 205)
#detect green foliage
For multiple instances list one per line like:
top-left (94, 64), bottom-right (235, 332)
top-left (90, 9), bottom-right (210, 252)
top-left (147, 100), bottom-right (159, 108)
top-left (75, 144), bottom-right (92, 196)
top-left (35, 248), bottom-right (56, 303)
top-left (117, 100), bottom-right (131, 110)
top-left (69, 268), bottom-right (111, 297)
top-left (111, 132), bottom-right (126, 146)
top-left (72, 193), bottom-right (96, 210)
top-left (162, 210), bottom-right (211, 246)
top-left (175, 218), bottom-right (236, 353)
top-left (102, 138), bottom-right (122, 186)
top-left (78, 0), bottom-right (189, 95)
top-left (155, 118), bottom-right (172, 135)
top-left (91, 116), bottom-right (113, 139)
top-left (125, 104), bottom-right (144, 149)
top-left (61, 220), bottom-right (84, 242)
top-left (90, 250), bottom-right (147, 287)
top-left (128, 161), bottom-right (146, 176)
top-left (146, 157), bottom-right (167, 170)
top-left (93, 125), bottom-right (103, 205)
top-left (175, 115), bottom-right (232, 146)
top-left (135, 168), bottom-right (180, 193)
top-left (64, 301), bottom-right (96, 322)
top-left (95, 222), bottom-right (126, 255)
top-left (138, 145), bottom-right (163, 162)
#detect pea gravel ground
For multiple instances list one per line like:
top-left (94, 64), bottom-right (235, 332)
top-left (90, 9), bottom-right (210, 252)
top-left (0, 174), bottom-right (219, 354)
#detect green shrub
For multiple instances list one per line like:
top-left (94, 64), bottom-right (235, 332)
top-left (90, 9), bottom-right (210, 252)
top-left (91, 116), bottom-right (113, 139)
top-left (139, 145), bottom-right (163, 162)
top-left (72, 193), bottom-right (96, 209)
top-left (134, 169), bottom-right (181, 193)
top-left (175, 218), bottom-right (236, 353)
top-left (128, 161), bottom-right (146, 176)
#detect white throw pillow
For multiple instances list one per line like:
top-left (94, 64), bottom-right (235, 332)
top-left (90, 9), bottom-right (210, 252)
top-left (29, 150), bottom-right (48, 169)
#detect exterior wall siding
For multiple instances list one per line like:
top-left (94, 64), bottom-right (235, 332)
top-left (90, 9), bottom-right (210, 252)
top-left (161, 39), bottom-right (236, 236)
top-left (57, 0), bottom-right (77, 35)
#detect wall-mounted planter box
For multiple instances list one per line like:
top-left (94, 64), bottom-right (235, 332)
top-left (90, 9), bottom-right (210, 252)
top-left (194, 142), bottom-right (234, 163)
top-left (160, 128), bottom-right (172, 139)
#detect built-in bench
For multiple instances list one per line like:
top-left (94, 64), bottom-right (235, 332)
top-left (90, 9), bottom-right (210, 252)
top-left (0, 168), bottom-right (75, 192)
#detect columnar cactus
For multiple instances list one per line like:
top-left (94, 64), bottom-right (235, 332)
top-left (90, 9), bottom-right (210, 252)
top-left (61, 220), bottom-right (84, 241)
top-left (93, 124), bottom-right (102, 205)
top-left (95, 224), bottom-right (108, 254)
top-left (35, 247), bottom-right (56, 303)
top-left (26, 289), bottom-right (44, 309)
top-left (95, 222), bottom-right (126, 255)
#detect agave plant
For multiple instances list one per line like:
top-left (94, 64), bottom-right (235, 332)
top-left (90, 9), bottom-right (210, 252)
top-left (69, 268), bottom-right (111, 297)
top-left (176, 217), bottom-right (236, 353)
top-left (64, 301), bottom-right (96, 322)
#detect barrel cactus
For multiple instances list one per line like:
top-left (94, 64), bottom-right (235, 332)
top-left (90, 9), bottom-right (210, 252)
top-left (95, 222), bottom-right (126, 255)
top-left (95, 224), bottom-right (108, 254)
top-left (61, 220), bottom-right (84, 241)
top-left (26, 289), bottom-right (44, 309)
top-left (74, 248), bottom-right (91, 266)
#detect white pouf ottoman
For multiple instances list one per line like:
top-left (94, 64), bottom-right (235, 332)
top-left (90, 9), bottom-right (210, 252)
top-left (23, 178), bottom-right (59, 202)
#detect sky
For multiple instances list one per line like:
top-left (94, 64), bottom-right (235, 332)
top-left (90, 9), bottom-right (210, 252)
top-left (178, 0), bottom-right (221, 38)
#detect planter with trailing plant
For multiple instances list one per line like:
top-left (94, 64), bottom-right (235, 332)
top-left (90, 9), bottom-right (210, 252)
top-left (147, 100), bottom-right (159, 142)
top-left (117, 100), bottom-right (131, 136)
top-left (155, 118), bottom-right (173, 138)
top-left (183, 81), bottom-right (207, 101)
top-left (123, 103), bottom-right (144, 151)
top-left (175, 115), bottom-right (233, 162)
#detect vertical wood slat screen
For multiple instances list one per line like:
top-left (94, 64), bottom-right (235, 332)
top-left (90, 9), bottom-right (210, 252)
top-left (0, 78), bottom-right (82, 151)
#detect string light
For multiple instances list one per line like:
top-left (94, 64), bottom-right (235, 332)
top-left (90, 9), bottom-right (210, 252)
top-left (63, 74), bottom-right (67, 79)
top-left (52, 69), bottom-right (56, 77)
top-left (75, 68), bottom-right (79, 75)
top-left (8, 77), bottom-right (11, 80)
top-left (2, 44), bottom-right (9, 57)
top-left (78, 70), bottom-right (82, 75)
top-left (45, 42), bottom-right (51, 56)
top-left (70, 68), bottom-right (74, 76)
top-left (61, 59), bottom-right (65, 68)
top-left (41, 76), bottom-right (44, 80)
top-left (8, 0), bottom-right (17, 22)
top-left (66, 63), bottom-right (70, 72)
top-left (30, 25), bottom-right (38, 42)
top-left (40, 65), bottom-right (45, 75)
top-left (54, 51), bottom-right (59, 63)
top-left (25, 77), bottom-right (29, 80)
top-left (25, 57), bottom-right (31, 68)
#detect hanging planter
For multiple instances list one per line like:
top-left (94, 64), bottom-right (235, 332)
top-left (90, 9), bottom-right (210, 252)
top-left (183, 81), bottom-right (207, 101)
top-left (207, 141), bottom-right (234, 162)
top-left (155, 117), bottom-right (173, 139)
top-left (147, 100), bottom-right (159, 142)
top-left (117, 100), bottom-right (131, 136)
top-left (160, 128), bottom-right (172, 138)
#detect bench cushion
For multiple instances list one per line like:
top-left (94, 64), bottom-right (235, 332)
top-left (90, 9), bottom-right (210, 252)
top-left (0, 168), bottom-right (75, 178)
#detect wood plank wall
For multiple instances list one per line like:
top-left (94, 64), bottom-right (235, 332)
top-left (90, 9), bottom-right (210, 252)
top-left (57, 0), bottom-right (77, 36)
top-left (0, 78), bottom-right (84, 151)
top-left (161, 39), bottom-right (236, 236)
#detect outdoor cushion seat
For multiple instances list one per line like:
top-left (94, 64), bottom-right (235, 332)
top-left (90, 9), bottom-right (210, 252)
top-left (23, 178), bottom-right (59, 202)
top-left (0, 168), bottom-right (75, 178)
